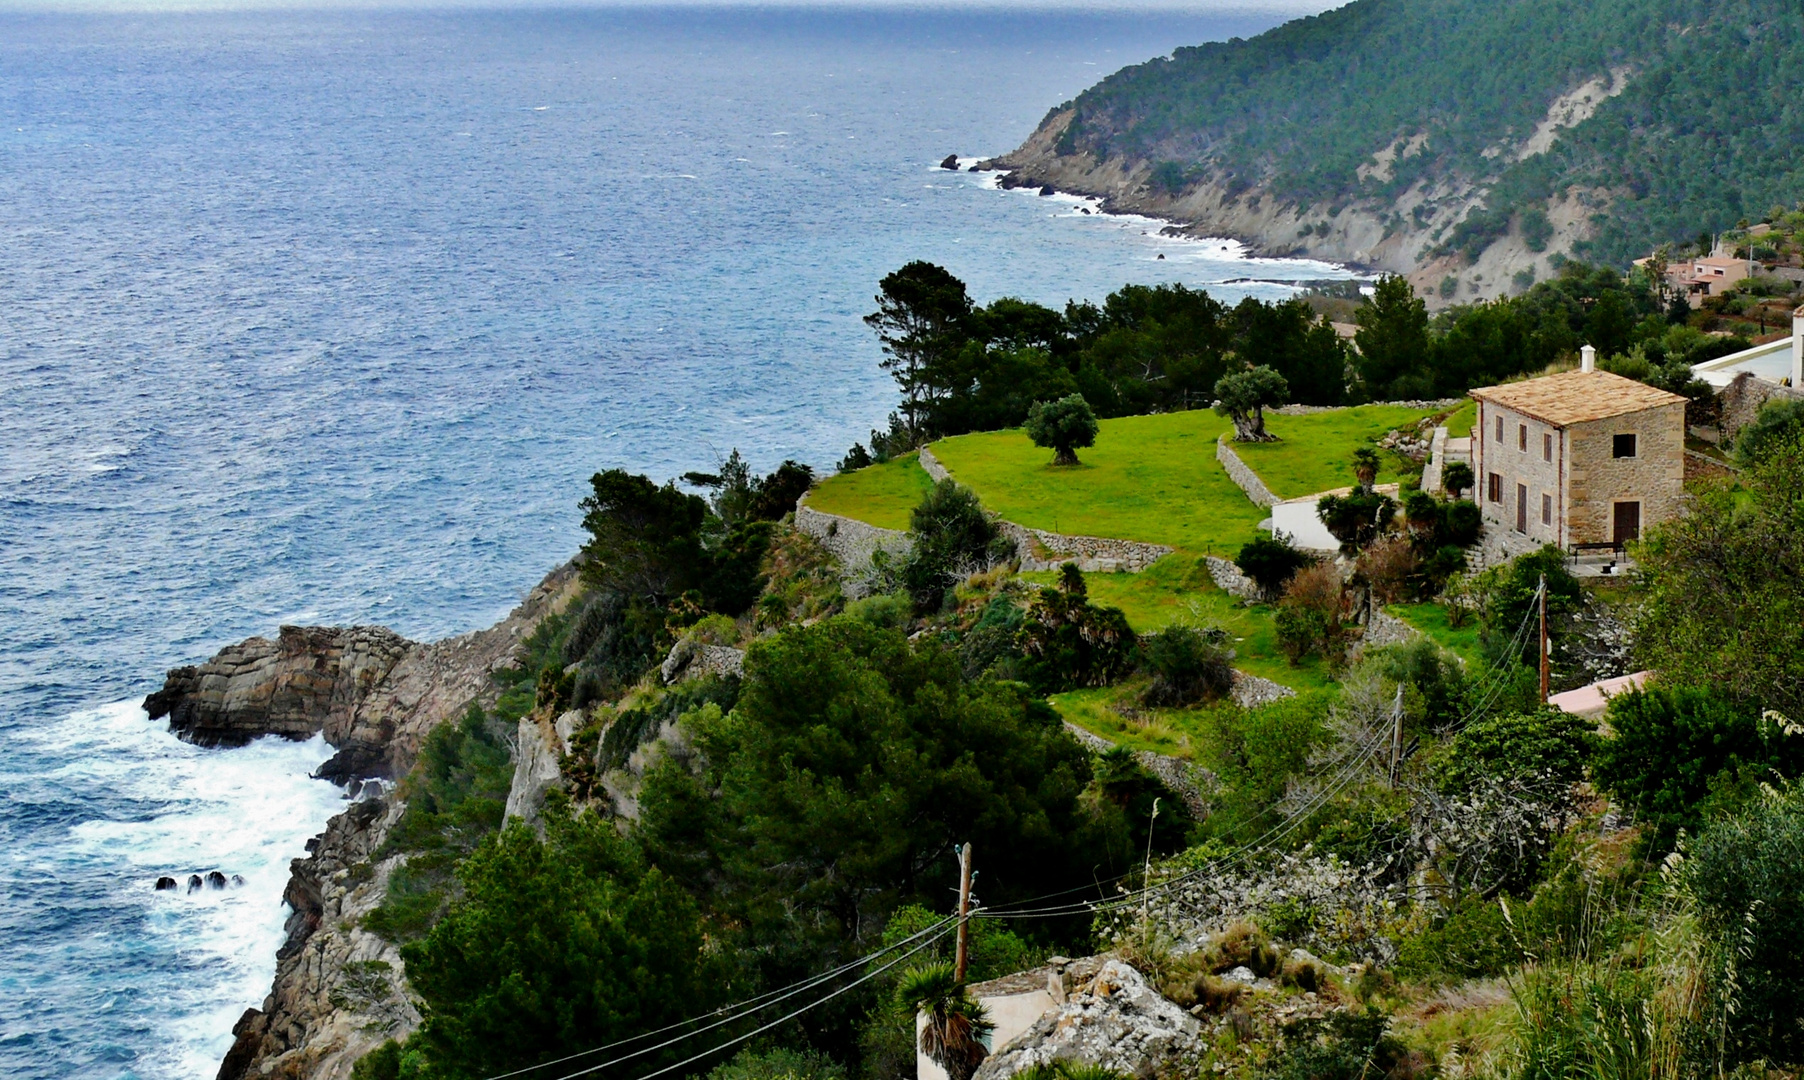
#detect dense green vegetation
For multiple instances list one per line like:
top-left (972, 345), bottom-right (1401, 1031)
top-left (352, 276), bottom-right (1804, 1080)
top-left (1045, 0), bottom-right (1804, 267)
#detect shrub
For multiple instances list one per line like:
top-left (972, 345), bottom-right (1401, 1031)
top-left (1024, 394), bottom-right (1099, 466)
top-left (1235, 533), bottom-right (1313, 600)
top-left (708, 1048), bottom-right (847, 1080)
top-left (1732, 396), bottom-right (1804, 467)
top-left (1316, 488), bottom-right (1397, 554)
top-left (1258, 1010), bottom-right (1414, 1080)
top-left (844, 591), bottom-right (913, 632)
top-left (903, 479), bottom-right (1013, 613)
top-left (1673, 782), bottom-right (1804, 1068)
top-left (838, 443), bottom-right (873, 473)
top-left (1442, 460), bottom-right (1474, 499)
top-left (1210, 920), bottom-right (1280, 976)
top-left (1431, 707), bottom-right (1596, 795)
top-left (1139, 625), bottom-right (1235, 707)
top-left (1592, 685), bottom-right (1802, 847)
top-left (1017, 565), bottom-right (1138, 690)
top-left (1276, 562), bottom-right (1345, 663)
top-left (1355, 534), bottom-right (1418, 605)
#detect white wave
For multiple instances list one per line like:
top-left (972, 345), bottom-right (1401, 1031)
top-left (31, 701), bottom-right (343, 1079)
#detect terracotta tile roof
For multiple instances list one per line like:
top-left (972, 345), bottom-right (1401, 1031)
top-left (1469, 370), bottom-right (1687, 426)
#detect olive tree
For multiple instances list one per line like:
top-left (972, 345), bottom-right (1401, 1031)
top-left (1024, 394), bottom-right (1099, 466)
top-left (1214, 365), bottom-right (1289, 442)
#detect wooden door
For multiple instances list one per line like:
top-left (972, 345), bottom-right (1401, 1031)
top-left (1613, 501), bottom-right (1641, 543)
top-left (1516, 484), bottom-right (1528, 532)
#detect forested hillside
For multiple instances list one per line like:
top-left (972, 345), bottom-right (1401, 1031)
top-left (994, 0), bottom-right (1804, 300)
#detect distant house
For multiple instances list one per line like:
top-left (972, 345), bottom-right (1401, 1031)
top-left (1470, 348), bottom-right (1688, 548)
top-left (1634, 252), bottom-right (1756, 297)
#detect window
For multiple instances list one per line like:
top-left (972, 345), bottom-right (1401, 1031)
top-left (1488, 472), bottom-right (1502, 502)
top-left (1495, 415), bottom-right (1504, 441)
top-left (1518, 424), bottom-right (1528, 451)
top-left (1543, 433), bottom-right (1553, 461)
top-left (1516, 484), bottom-right (1528, 532)
top-left (1613, 432), bottom-right (1638, 458)
top-left (1542, 493), bottom-right (1552, 525)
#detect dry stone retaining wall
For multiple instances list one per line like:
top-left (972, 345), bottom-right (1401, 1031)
top-left (794, 503), bottom-right (911, 570)
top-left (1003, 522), bottom-right (1173, 573)
top-left (1216, 436), bottom-right (1279, 507)
top-left (1272, 398), bottom-right (1462, 416)
top-left (917, 445), bottom-right (952, 481)
top-left (1361, 610), bottom-right (1421, 652)
top-left (1204, 555), bottom-right (1261, 600)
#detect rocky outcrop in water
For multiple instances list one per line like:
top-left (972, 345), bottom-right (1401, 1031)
top-left (194, 561), bottom-right (581, 1080)
top-left (145, 626), bottom-right (413, 750)
top-left (145, 562), bottom-right (579, 782)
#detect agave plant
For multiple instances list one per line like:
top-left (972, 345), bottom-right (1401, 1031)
top-left (896, 962), bottom-right (994, 1080)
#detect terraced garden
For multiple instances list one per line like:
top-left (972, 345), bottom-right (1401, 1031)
top-left (803, 404), bottom-right (1446, 706)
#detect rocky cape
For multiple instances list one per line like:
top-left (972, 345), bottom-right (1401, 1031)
top-left (146, 561), bottom-right (581, 1080)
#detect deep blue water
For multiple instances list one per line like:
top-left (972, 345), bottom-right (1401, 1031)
top-left (0, 7), bottom-right (1345, 1077)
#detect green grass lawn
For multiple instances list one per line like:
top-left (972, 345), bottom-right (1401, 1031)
top-left (803, 452), bottom-right (934, 531)
top-left (1386, 602), bottom-right (1483, 665)
top-left (1229, 405), bottom-right (1437, 498)
top-left (928, 410), bottom-right (1265, 556)
top-left (1443, 399), bottom-right (1476, 439)
top-left (1022, 555), bottom-right (1335, 692)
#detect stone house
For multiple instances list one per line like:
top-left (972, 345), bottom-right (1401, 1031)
top-left (1469, 348), bottom-right (1688, 548)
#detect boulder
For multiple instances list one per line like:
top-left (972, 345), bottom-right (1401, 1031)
top-left (1038, 185), bottom-right (1057, 196)
top-left (940, 154), bottom-right (960, 170)
top-left (154, 876), bottom-right (177, 891)
top-left (974, 960), bottom-right (1204, 1080)
top-left (206, 871), bottom-right (228, 889)
top-left (187, 875), bottom-right (203, 893)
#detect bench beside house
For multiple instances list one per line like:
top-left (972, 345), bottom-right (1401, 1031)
top-left (1470, 347), bottom-right (1688, 550)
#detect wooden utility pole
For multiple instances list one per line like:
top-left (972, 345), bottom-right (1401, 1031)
top-left (1538, 574), bottom-right (1549, 704)
top-left (953, 843), bottom-right (973, 983)
top-left (1389, 685), bottom-right (1404, 785)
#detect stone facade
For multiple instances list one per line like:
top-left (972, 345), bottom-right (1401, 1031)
top-left (1473, 386), bottom-right (1685, 548)
top-left (1216, 435), bottom-right (1279, 507)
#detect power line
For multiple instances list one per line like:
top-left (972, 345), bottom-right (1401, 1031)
top-left (475, 915), bottom-right (957, 1080)
top-left (536, 920), bottom-right (961, 1080)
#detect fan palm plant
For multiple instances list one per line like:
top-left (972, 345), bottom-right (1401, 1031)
top-left (897, 962), bottom-right (994, 1080)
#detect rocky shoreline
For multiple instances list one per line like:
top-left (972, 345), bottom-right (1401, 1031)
top-left (145, 561), bottom-right (581, 1080)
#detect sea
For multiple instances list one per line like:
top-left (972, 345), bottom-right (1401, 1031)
top-left (0, 6), bottom-right (1348, 1077)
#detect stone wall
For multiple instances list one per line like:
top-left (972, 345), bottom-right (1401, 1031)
top-left (1216, 435), bottom-right (1278, 507)
top-left (1422, 426), bottom-right (1448, 494)
top-left (917, 445), bottom-right (952, 482)
top-left (1204, 555), bottom-right (1262, 600)
top-left (1004, 522), bottom-right (1174, 573)
top-left (1719, 372), bottom-right (1804, 442)
top-left (1362, 610), bottom-right (1421, 651)
top-left (1273, 398), bottom-right (1462, 415)
top-left (794, 503), bottom-right (912, 570)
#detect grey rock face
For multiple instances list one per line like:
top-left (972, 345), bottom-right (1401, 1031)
top-left (974, 960), bottom-right (1204, 1080)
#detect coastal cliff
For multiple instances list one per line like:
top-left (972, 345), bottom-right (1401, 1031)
top-left (146, 561), bottom-right (581, 1080)
top-left (992, 0), bottom-right (1804, 302)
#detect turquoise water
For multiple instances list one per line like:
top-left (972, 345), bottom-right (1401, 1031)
top-left (0, 8), bottom-right (1346, 1076)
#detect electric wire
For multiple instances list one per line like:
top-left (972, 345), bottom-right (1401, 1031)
top-left (534, 920), bottom-right (961, 1080)
top-left (474, 915), bottom-right (957, 1080)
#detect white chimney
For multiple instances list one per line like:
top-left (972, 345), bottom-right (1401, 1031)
top-left (1792, 306), bottom-right (1803, 388)
top-left (1581, 344), bottom-right (1596, 373)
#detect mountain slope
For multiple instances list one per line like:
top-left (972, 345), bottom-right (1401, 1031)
top-left (992, 0), bottom-right (1804, 302)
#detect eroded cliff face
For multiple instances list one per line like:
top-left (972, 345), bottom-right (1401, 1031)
top-left (148, 560), bottom-right (582, 1080)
